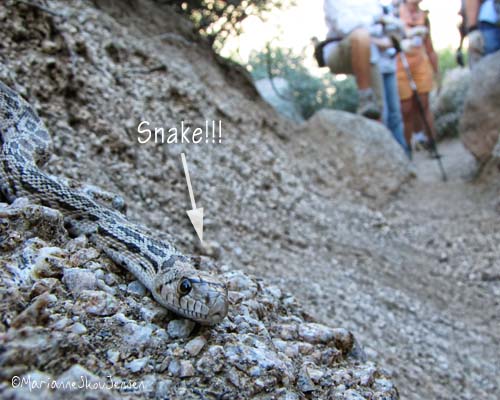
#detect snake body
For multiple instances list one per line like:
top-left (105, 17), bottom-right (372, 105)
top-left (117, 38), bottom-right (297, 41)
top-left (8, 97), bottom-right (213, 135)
top-left (0, 81), bottom-right (228, 325)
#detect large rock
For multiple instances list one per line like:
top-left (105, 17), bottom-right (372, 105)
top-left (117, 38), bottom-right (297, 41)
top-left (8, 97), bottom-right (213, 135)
top-left (460, 52), bottom-right (500, 163)
top-left (292, 110), bottom-right (411, 203)
top-left (431, 67), bottom-right (470, 139)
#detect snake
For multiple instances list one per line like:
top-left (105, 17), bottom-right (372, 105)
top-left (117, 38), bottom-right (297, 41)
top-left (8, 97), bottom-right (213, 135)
top-left (0, 81), bottom-right (228, 325)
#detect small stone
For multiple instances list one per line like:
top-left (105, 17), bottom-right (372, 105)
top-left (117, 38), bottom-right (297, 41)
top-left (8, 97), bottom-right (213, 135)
top-left (53, 317), bottom-right (71, 330)
top-left (125, 357), bottom-right (150, 373)
top-left (140, 303), bottom-right (168, 323)
top-left (104, 273), bottom-right (120, 286)
top-left (185, 336), bottom-right (207, 356)
top-left (179, 360), bottom-right (195, 378)
top-left (168, 359), bottom-right (180, 376)
top-left (123, 322), bottom-right (154, 347)
top-left (354, 364), bottom-right (376, 386)
top-left (65, 235), bottom-right (88, 252)
top-left (74, 290), bottom-right (118, 316)
top-left (41, 39), bottom-right (59, 54)
top-left (227, 368), bottom-right (240, 387)
top-left (306, 366), bottom-right (324, 383)
top-left (298, 323), bottom-right (335, 344)
top-left (167, 319), bottom-right (195, 339)
top-left (63, 268), bottom-right (97, 295)
top-left (71, 322), bottom-right (87, 334)
top-left (298, 324), bottom-right (354, 353)
top-left (127, 280), bottom-right (146, 297)
top-left (107, 350), bottom-right (120, 364)
top-left (297, 342), bottom-right (314, 355)
top-left (297, 368), bottom-right (315, 393)
top-left (69, 248), bottom-right (100, 268)
top-left (225, 271), bottom-right (257, 293)
top-left (156, 379), bottom-right (173, 398)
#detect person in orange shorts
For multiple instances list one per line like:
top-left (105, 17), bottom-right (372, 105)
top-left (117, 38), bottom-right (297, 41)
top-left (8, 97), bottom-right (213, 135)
top-left (396, 0), bottom-right (439, 159)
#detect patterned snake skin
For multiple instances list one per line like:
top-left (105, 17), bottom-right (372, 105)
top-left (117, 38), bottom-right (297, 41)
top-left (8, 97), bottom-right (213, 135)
top-left (0, 81), bottom-right (228, 325)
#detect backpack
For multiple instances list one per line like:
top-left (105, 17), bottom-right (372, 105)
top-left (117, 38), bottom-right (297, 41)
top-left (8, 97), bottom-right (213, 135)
top-left (312, 37), bottom-right (342, 68)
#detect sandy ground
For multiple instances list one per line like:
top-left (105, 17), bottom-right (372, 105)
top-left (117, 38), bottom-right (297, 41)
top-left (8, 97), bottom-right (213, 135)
top-left (261, 138), bottom-right (500, 399)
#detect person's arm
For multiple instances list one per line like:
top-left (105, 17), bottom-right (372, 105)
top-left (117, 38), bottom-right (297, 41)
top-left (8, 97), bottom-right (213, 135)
top-left (465, 0), bottom-right (481, 31)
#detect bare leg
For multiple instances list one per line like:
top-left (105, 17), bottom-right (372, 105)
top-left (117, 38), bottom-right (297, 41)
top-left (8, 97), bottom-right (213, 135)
top-left (401, 97), bottom-right (414, 152)
top-left (412, 103), bottom-right (424, 134)
top-left (417, 93), bottom-right (437, 141)
top-left (350, 28), bottom-right (372, 90)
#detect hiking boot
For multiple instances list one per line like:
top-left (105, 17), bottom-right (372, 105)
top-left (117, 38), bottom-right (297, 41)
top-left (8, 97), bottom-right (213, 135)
top-left (357, 89), bottom-right (381, 120)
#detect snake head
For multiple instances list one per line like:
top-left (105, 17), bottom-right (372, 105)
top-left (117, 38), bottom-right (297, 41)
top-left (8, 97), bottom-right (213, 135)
top-left (152, 259), bottom-right (228, 325)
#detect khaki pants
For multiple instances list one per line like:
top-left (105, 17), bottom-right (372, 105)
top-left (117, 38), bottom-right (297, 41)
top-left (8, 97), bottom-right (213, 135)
top-left (325, 35), bottom-right (383, 110)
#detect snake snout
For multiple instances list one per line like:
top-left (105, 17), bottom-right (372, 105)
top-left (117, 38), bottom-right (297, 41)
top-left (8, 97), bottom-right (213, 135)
top-left (205, 292), bottom-right (229, 325)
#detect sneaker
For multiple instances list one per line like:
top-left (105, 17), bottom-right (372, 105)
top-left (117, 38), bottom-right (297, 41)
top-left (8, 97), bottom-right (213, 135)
top-left (357, 89), bottom-right (381, 120)
top-left (412, 132), bottom-right (429, 151)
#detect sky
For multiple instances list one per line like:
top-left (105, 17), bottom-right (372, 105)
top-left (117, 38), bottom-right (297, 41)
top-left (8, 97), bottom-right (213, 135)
top-left (221, 0), bottom-right (463, 65)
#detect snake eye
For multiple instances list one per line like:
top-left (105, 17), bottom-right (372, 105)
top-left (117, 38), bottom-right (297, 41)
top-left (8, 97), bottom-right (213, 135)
top-left (178, 278), bottom-right (192, 296)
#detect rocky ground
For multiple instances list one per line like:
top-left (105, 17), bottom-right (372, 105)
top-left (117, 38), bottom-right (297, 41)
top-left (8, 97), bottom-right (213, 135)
top-left (0, 0), bottom-right (499, 399)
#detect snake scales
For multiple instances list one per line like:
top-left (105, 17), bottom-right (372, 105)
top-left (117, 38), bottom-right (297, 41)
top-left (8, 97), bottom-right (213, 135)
top-left (0, 81), bottom-right (228, 325)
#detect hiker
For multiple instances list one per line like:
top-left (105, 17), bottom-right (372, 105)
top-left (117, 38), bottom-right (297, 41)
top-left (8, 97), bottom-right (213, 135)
top-left (395, 0), bottom-right (439, 159)
top-left (374, 4), bottom-right (410, 156)
top-left (322, 0), bottom-right (385, 119)
top-left (465, 0), bottom-right (500, 67)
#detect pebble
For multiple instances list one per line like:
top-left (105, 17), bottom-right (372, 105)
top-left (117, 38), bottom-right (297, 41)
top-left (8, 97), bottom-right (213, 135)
top-left (106, 350), bottom-right (120, 364)
top-left (127, 280), bottom-right (146, 297)
top-left (63, 268), bottom-right (97, 295)
top-left (70, 322), bottom-right (87, 334)
top-left (185, 336), bottom-right (207, 356)
top-left (168, 359), bottom-right (181, 376)
top-left (123, 321), bottom-right (154, 347)
top-left (69, 248), bottom-right (100, 267)
top-left (298, 322), bottom-right (336, 344)
top-left (297, 367), bottom-right (315, 393)
top-left (306, 365), bottom-right (325, 383)
top-left (140, 303), bottom-right (167, 323)
top-left (73, 290), bottom-right (119, 316)
top-left (179, 360), bottom-right (195, 378)
top-left (225, 270), bottom-right (258, 295)
top-left (53, 317), bottom-right (71, 330)
top-left (167, 319), bottom-right (195, 339)
top-left (41, 39), bottom-right (59, 54)
top-left (125, 356), bottom-right (150, 373)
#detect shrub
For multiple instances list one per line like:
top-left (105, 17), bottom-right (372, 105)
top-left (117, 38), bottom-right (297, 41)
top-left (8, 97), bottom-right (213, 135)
top-left (162, 0), bottom-right (294, 49)
top-left (248, 46), bottom-right (358, 119)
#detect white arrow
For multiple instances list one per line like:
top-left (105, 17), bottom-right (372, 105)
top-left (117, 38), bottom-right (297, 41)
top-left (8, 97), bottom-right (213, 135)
top-left (181, 153), bottom-right (204, 243)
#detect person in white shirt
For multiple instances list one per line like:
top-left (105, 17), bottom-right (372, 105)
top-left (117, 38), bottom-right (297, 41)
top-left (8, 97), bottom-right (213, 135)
top-left (323, 0), bottom-right (385, 119)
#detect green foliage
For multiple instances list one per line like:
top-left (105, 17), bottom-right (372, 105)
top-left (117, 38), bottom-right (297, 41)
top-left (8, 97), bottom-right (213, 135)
top-left (248, 46), bottom-right (358, 119)
top-left (437, 47), bottom-right (466, 79)
top-left (163, 0), bottom-right (294, 49)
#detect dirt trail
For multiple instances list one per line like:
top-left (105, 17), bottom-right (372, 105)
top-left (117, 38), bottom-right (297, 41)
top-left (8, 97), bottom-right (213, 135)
top-left (260, 138), bottom-right (500, 400)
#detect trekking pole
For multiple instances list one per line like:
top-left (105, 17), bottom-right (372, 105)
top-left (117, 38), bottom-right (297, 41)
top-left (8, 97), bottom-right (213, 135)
top-left (392, 38), bottom-right (448, 181)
